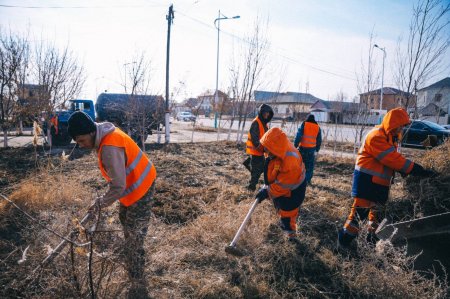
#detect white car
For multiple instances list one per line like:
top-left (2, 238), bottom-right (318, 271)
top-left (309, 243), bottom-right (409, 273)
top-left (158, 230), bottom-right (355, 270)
top-left (176, 111), bottom-right (196, 121)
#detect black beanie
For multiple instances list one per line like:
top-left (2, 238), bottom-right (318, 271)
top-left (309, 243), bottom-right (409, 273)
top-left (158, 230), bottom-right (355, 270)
top-left (68, 111), bottom-right (96, 139)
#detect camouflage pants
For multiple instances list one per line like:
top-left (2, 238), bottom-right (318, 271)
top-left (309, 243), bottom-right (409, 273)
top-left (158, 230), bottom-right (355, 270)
top-left (118, 184), bottom-right (155, 281)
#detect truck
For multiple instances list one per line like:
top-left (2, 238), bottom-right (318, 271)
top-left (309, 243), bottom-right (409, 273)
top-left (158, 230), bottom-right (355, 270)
top-left (47, 99), bottom-right (96, 146)
top-left (48, 93), bottom-right (165, 146)
top-left (95, 93), bottom-right (165, 144)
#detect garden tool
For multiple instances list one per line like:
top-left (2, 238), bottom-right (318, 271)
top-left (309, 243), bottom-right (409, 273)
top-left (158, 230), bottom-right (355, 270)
top-left (225, 197), bottom-right (261, 256)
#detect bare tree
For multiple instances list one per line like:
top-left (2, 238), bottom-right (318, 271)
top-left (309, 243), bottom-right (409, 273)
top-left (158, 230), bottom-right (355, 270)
top-left (33, 40), bottom-right (85, 146)
top-left (394, 0), bottom-right (450, 111)
top-left (229, 18), bottom-right (269, 144)
top-left (122, 52), bottom-right (163, 150)
top-left (0, 29), bottom-right (29, 147)
top-left (353, 30), bottom-right (380, 155)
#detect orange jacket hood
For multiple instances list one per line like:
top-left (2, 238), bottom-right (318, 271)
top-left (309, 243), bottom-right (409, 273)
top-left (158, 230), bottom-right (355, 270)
top-left (260, 127), bottom-right (289, 158)
top-left (380, 108), bottom-right (410, 134)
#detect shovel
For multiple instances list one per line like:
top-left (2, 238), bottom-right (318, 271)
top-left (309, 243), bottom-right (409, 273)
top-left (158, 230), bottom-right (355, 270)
top-left (225, 197), bottom-right (260, 256)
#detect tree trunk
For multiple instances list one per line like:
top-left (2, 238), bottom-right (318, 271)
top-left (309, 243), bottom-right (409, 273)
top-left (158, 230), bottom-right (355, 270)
top-left (19, 119), bottom-right (23, 135)
top-left (3, 129), bottom-right (8, 147)
top-left (47, 126), bottom-right (52, 147)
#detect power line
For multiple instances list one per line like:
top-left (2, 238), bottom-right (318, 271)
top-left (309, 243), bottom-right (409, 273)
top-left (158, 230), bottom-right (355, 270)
top-left (176, 10), bottom-right (357, 82)
top-left (0, 3), bottom-right (163, 9)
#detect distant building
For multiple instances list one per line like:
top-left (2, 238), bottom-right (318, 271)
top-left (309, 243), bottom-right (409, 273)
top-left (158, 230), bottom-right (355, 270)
top-left (417, 77), bottom-right (450, 124)
top-left (309, 99), bottom-right (369, 124)
top-left (16, 84), bottom-right (51, 124)
top-left (196, 90), bottom-right (228, 116)
top-left (254, 90), bottom-right (322, 120)
top-left (359, 87), bottom-right (416, 112)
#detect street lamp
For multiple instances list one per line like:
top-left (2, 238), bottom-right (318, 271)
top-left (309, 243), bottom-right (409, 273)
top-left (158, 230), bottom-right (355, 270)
top-left (214, 10), bottom-right (239, 129)
top-left (374, 44), bottom-right (386, 111)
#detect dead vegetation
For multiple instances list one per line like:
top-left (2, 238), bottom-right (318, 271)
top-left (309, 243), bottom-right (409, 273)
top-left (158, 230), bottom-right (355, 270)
top-left (0, 141), bottom-right (448, 298)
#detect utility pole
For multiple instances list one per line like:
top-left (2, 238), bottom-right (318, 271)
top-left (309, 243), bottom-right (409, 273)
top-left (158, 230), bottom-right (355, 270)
top-left (165, 4), bottom-right (174, 144)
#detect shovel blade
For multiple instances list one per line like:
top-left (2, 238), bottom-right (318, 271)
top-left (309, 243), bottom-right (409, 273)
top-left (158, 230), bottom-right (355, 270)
top-left (225, 245), bottom-right (245, 257)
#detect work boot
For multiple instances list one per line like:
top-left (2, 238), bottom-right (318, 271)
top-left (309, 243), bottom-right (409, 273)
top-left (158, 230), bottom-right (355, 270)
top-left (337, 229), bottom-right (355, 250)
top-left (127, 280), bottom-right (150, 299)
top-left (246, 184), bottom-right (256, 191)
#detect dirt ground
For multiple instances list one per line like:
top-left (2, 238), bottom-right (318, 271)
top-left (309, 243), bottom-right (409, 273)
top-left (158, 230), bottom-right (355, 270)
top-left (0, 141), bottom-right (448, 298)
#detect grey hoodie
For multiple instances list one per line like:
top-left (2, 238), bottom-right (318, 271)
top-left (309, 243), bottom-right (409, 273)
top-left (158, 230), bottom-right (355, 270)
top-left (95, 122), bottom-right (127, 207)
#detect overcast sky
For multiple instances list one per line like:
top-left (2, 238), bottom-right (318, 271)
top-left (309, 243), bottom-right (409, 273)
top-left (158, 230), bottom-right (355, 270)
top-left (1, 0), bottom-right (449, 102)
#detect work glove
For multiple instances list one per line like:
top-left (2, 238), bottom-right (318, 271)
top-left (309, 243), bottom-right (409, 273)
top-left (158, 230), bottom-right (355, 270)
top-left (255, 187), bottom-right (269, 203)
top-left (410, 163), bottom-right (436, 178)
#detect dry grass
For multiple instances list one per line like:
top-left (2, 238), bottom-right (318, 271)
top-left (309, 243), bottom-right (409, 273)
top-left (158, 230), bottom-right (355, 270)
top-left (0, 141), bottom-right (448, 298)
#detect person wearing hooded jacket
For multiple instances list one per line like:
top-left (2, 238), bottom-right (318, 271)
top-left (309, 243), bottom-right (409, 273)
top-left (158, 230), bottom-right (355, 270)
top-left (245, 104), bottom-right (274, 191)
top-left (294, 114), bottom-right (322, 185)
top-left (338, 108), bottom-right (435, 249)
top-left (255, 127), bottom-right (307, 240)
top-left (67, 111), bottom-right (156, 299)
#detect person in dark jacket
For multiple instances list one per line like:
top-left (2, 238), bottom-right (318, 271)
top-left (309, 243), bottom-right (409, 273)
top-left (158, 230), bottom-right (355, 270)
top-left (294, 114), bottom-right (322, 185)
top-left (244, 104), bottom-right (274, 191)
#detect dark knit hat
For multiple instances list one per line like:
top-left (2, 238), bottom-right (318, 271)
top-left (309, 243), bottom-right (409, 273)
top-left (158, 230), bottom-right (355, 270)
top-left (68, 111), bottom-right (96, 139)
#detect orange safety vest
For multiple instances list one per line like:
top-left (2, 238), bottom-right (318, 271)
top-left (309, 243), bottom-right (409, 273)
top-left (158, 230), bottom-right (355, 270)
top-left (260, 128), bottom-right (306, 198)
top-left (300, 122), bottom-right (319, 148)
top-left (50, 116), bottom-right (59, 135)
top-left (246, 117), bottom-right (266, 156)
top-left (355, 127), bottom-right (412, 186)
top-left (97, 128), bottom-right (157, 207)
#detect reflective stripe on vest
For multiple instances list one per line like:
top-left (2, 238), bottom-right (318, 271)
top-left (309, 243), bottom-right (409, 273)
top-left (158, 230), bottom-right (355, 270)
top-left (300, 122), bottom-right (319, 148)
top-left (122, 160), bottom-right (153, 196)
top-left (273, 151), bottom-right (305, 190)
top-left (98, 128), bottom-right (156, 207)
top-left (355, 165), bottom-right (391, 180)
top-left (375, 146), bottom-right (396, 161)
top-left (246, 117), bottom-right (266, 156)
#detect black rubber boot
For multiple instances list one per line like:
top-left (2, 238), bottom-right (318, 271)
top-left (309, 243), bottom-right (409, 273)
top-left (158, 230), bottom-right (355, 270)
top-left (337, 229), bottom-right (356, 250)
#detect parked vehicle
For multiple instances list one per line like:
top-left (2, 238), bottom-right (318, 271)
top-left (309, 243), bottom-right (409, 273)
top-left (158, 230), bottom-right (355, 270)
top-left (402, 120), bottom-right (450, 148)
top-left (96, 93), bottom-right (165, 144)
top-left (46, 99), bottom-right (95, 146)
top-left (442, 124), bottom-right (450, 130)
top-left (48, 93), bottom-right (165, 146)
top-left (176, 111), bottom-right (196, 122)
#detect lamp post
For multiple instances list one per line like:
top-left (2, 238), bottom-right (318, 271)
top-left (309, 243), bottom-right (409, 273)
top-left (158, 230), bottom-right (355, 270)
top-left (214, 10), bottom-right (239, 130)
top-left (374, 44), bottom-right (386, 111)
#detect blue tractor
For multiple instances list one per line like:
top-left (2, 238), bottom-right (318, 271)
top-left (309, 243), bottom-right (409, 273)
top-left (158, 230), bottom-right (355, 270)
top-left (48, 99), bottom-right (95, 146)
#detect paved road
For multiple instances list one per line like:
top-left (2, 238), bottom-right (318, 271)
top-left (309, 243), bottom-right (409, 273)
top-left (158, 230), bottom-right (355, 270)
top-left (190, 116), bottom-right (370, 143)
top-left (1, 118), bottom-right (368, 154)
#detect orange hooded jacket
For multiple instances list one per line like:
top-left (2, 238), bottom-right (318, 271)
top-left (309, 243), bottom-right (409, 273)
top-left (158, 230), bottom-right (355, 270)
top-left (260, 127), bottom-right (306, 199)
top-left (352, 108), bottom-right (414, 203)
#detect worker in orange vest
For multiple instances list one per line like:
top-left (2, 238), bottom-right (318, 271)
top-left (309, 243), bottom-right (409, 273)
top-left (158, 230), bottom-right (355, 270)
top-left (244, 104), bottom-right (273, 191)
top-left (294, 114), bottom-right (321, 185)
top-left (68, 111), bottom-right (156, 298)
top-left (338, 108), bottom-right (435, 249)
top-left (50, 114), bottom-right (59, 135)
top-left (256, 127), bottom-right (307, 241)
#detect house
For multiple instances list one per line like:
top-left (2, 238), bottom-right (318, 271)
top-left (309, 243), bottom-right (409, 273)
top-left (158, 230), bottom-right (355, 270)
top-left (359, 87), bottom-right (416, 112)
top-left (254, 90), bottom-right (322, 120)
top-left (309, 99), bottom-right (373, 124)
top-left (17, 84), bottom-right (51, 124)
top-left (417, 77), bottom-right (450, 124)
top-left (196, 90), bottom-right (228, 116)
